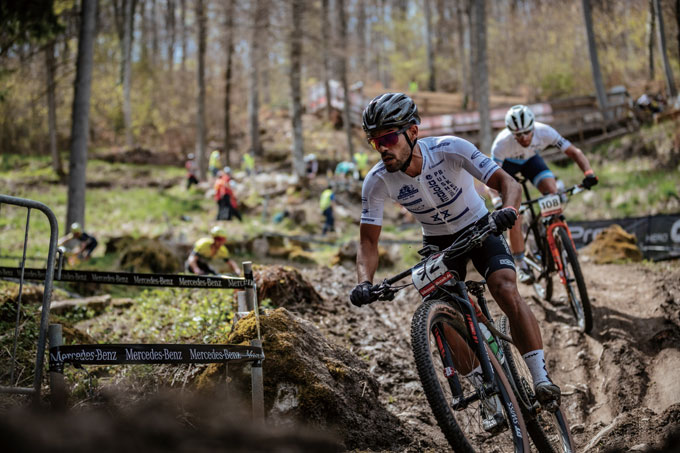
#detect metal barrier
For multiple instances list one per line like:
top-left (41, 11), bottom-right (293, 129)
top-left (0, 194), bottom-right (59, 400)
top-left (0, 195), bottom-right (265, 417)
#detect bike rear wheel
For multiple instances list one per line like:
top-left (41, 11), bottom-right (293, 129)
top-left (411, 299), bottom-right (530, 452)
top-left (498, 316), bottom-right (575, 453)
top-left (555, 227), bottom-right (593, 333)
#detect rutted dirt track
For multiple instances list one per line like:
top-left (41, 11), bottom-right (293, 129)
top-left (300, 258), bottom-right (680, 451)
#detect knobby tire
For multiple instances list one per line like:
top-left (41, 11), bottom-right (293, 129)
top-left (526, 222), bottom-right (553, 302)
top-left (411, 299), bottom-right (530, 452)
top-left (498, 316), bottom-right (575, 453)
top-left (555, 227), bottom-right (593, 333)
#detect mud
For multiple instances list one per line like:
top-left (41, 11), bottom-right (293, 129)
top-left (297, 259), bottom-right (680, 451)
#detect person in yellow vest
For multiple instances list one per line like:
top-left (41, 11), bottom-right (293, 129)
top-left (185, 226), bottom-right (240, 275)
top-left (320, 185), bottom-right (335, 235)
top-left (208, 149), bottom-right (221, 177)
top-left (353, 150), bottom-right (369, 180)
top-left (242, 152), bottom-right (255, 176)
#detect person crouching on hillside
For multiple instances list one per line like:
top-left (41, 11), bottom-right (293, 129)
top-left (185, 226), bottom-right (240, 275)
top-left (58, 222), bottom-right (98, 264)
top-left (214, 167), bottom-right (243, 222)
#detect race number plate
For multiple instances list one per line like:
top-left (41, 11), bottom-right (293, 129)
top-left (538, 194), bottom-right (562, 217)
top-left (412, 253), bottom-right (454, 296)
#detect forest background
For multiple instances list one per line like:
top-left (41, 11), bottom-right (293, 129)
top-left (1, 0), bottom-right (679, 228)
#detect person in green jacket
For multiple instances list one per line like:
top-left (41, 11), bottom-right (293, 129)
top-left (242, 152), bottom-right (255, 176)
top-left (208, 149), bottom-right (221, 177)
top-left (353, 150), bottom-right (369, 181)
top-left (319, 185), bottom-right (335, 235)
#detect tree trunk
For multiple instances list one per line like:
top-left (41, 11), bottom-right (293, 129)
top-left (424, 0), bottom-right (436, 91)
top-left (676, 0), bottom-right (680, 62)
top-left (223, 0), bottom-right (235, 167)
top-left (195, 0), bottom-right (207, 180)
top-left (321, 0), bottom-right (332, 120)
top-left (66, 0), bottom-right (98, 232)
top-left (248, 0), bottom-right (263, 157)
top-left (582, 0), bottom-right (610, 119)
top-left (472, 0), bottom-right (491, 152)
top-left (166, 0), bottom-right (175, 73)
top-left (45, 39), bottom-right (64, 178)
top-left (180, 0), bottom-right (187, 72)
top-left (648, 0), bottom-right (656, 80)
top-left (123, 0), bottom-right (134, 147)
top-left (336, 0), bottom-right (354, 160)
top-left (357, 0), bottom-right (367, 78)
top-left (290, 0), bottom-right (305, 182)
top-left (456, 0), bottom-right (471, 109)
top-left (151, 0), bottom-right (158, 67)
top-left (654, 0), bottom-right (678, 98)
top-left (468, 0), bottom-right (477, 107)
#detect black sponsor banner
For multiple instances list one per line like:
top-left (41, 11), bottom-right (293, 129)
top-left (49, 344), bottom-right (264, 371)
top-left (568, 213), bottom-right (680, 261)
top-left (0, 267), bottom-right (253, 289)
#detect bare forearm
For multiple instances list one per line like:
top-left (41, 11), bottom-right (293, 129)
top-left (487, 170), bottom-right (521, 210)
top-left (357, 242), bottom-right (379, 283)
top-left (564, 146), bottom-right (592, 173)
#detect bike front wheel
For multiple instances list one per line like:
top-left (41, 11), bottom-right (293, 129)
top-left (499, 316), bottom-right (575, 453)
top-left (525, 223), bottom-right (553, 302)
top-left (555, 227), bottom-right (593, 333)
top-left (410, 299), bottom-right (530, 452)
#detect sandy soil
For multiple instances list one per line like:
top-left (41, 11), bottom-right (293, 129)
top-left (299, 257), bottom-right (680, 451)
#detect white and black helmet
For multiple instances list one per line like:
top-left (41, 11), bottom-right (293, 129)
top-left (362, 93), bottom-right (421, 134)
top-left (505, 105), bottom-right (535, 133)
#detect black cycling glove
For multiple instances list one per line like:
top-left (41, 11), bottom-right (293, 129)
top-left (350, 281), bottom-right (375, 307)
top-left (488, 207), bottom-right (518, 233)
top-left (582, 172), bottom-right (598, 190)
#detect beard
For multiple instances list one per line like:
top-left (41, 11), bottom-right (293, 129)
top-left (381, 153), bottom-right (401, 172)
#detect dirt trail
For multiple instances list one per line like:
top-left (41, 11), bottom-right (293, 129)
top-left (300, 258), bottom-right (680, 451)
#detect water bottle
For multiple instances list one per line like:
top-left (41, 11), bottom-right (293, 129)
top-left (479, 323), bottom-right (505, 364)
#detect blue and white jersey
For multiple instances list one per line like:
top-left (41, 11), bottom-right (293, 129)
top-left (361, 136), bottom-right (500, 236)
top-left (490, 122), bottom-right (571, 165)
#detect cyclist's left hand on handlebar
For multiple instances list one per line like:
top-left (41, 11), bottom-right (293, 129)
top-left (488, 207), bottom-right (518, 233)
top-left (582, 172), bottom-right (598, 190)
top-left (350, 281), bottom-right (376, 307)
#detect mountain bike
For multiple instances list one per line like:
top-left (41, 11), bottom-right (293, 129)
top-left (368, 223), bottom-right (572, 452)
top-left (517, 176), bottom-right (593, 333)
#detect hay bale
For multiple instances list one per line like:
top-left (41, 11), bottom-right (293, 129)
top-left (584, 224), bottom-right (644, 264)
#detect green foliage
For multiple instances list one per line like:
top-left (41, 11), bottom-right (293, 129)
top-left (103, 288), bottom-right (236, 343)
top-left (0, 0), bottom-right (64, 53)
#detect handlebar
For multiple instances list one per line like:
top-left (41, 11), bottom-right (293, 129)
top-left (369, 223), bottom-right (495, 301)
top-left (520, 183), bottom-right (584, 207)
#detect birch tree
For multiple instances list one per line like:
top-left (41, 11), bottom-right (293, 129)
top-left (337, 0), bottom-right (355, 160)
top-left (45, 39), bottom-right (63, 178)
top-left (223, 0), bottom-right (235, 167)
top-left (472, 0), bottom-right (491, 152)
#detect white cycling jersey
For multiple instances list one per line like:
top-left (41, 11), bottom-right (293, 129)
top-left (361, 136), bottom-right (500, 236)
top-left (491, 122), bottom-right (571, 164)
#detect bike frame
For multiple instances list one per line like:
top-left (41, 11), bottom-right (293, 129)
top-left (519, 179), bottom-right (578, 286)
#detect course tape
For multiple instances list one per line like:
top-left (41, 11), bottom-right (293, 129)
top-left (0, 266), bottom-right (253, 289)
top-left (49, 344), bottom-right (264, 371)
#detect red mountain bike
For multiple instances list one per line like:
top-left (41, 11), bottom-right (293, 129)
top-left (518, 176), bottom-right (593, 333)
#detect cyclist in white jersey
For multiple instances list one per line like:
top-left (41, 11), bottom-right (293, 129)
top-left (490, 105), bottom-right (598, 283)
top-left (350, 93), bottom-right (563, 415)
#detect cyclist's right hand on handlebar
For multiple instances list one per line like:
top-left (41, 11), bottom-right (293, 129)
top-left (488, 207), bottom-right (518, 233)
top-left (350, 281), bottom-right (376, 307)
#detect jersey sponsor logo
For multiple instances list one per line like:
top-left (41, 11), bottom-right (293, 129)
top-left (361, 208), bottom-right (369, 214)
top-left (479, 158), bottom-right (490, 168)
top-left (430, 158), bottom-right (445, 168)
top-left (429, 141), bottom-right (451, 150)
top-left (397, 184), bottom-right (419, 200)
top-left (470, 150), bottom-right (482, 160)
